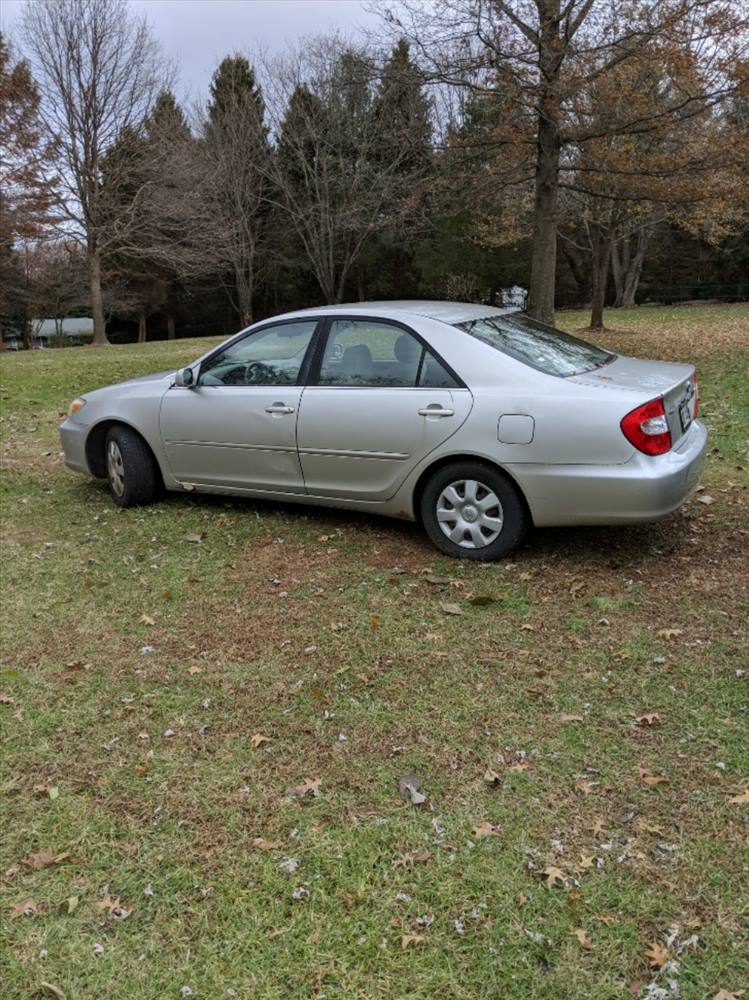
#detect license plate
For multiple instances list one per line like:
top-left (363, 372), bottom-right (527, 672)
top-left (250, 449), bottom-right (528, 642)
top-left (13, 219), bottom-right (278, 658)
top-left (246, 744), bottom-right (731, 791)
top-left (679, 399), bottom-right (692, 432)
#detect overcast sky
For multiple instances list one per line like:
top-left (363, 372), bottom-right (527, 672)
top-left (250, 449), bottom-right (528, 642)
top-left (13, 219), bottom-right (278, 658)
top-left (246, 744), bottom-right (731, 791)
top-left (1, 0), bottom-right (381, 100)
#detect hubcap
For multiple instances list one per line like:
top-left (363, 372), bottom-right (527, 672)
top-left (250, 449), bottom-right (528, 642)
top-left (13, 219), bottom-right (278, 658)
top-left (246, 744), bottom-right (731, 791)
top-left (107, 440), bottom-right (125, 497)
top-left (436, 479), bottom-right (503, 549)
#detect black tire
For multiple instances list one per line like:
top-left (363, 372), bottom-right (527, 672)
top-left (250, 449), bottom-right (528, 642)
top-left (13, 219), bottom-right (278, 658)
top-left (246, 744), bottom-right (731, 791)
top-left (420, 461), bottom-right (529, 561)
top-left (105, 425), bottom-right (159, 508)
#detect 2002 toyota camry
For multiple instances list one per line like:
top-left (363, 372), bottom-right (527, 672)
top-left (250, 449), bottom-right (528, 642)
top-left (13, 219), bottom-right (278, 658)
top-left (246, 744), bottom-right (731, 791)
top-left (60, 300), bottom-right (706, 560)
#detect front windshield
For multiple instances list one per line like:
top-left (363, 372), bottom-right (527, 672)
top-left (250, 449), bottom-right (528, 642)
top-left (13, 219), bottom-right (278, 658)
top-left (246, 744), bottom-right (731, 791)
top-left (455, 313), bottom-right (614, 376)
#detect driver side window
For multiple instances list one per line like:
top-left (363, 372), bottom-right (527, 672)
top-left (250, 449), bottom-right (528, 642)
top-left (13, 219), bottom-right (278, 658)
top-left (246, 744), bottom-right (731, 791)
top-left (198, 320), bottom-right (318, 387)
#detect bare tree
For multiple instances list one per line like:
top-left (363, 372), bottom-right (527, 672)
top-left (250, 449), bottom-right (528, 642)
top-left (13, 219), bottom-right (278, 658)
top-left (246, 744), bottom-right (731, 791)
top-left (379, 0), bottom-right (749, 323)
top-left (267, 37), bottom-right (431, 304)
top-left (20, 0), bottom-right (168, 345)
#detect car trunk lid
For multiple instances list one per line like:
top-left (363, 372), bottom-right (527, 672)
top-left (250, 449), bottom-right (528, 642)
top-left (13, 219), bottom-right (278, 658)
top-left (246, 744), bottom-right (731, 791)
top-left (570, 355), bottom-right (698, 446)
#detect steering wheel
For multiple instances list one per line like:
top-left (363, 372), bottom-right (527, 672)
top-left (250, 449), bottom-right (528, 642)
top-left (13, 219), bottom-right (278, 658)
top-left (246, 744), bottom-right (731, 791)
top-left (243, 361), bottom-right (275, 384)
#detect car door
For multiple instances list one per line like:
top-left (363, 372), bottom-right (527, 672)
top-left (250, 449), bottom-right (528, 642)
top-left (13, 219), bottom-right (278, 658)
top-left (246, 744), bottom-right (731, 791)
top-left (159, 319), bottom-right (319, 492)
top-left (297, 318), bottom-right (473, 501)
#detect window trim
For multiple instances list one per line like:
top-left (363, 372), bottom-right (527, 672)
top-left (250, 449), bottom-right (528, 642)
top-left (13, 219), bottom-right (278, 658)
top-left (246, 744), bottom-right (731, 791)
top-left (195, 317), bottom-right (324, 388)
top-left (306, 314), bottom-right (467, 390)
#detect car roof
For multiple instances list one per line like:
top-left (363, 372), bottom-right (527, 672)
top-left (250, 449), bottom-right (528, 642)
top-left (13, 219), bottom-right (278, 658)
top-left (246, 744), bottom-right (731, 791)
top-left (272, 300), bottom-right (522, 326)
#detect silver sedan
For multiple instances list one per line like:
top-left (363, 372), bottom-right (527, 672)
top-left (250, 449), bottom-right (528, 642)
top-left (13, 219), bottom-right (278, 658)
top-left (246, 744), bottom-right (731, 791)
top-left (60, 301), bottom-right (707, 560)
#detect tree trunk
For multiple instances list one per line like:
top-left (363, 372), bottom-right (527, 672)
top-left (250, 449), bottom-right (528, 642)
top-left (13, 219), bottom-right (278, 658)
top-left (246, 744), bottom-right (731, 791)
top-left (612, 226), bottom-right (651, 307)
top-left (167, 312), bottom-right (176, 340)
top-left (527, 3), bottom-right (562, 326)
top-left (589, 223), bottom-right (612, 330)
top-left (138, 311), bottom-right (147, 343)
top-left (88, 249), bottom-right (109, 346)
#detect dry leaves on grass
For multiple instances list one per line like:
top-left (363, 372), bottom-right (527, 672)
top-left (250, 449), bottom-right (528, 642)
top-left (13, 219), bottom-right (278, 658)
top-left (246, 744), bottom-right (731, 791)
top-left (10, 897), bottom-right (37, 918)
top-left (392, 850), bottom-right (432, 868)
top-left (401, 934), bottom-right (426, 949)
top-left (288, 777), bottom-right (321, 799)
top-left (571, 927), bottom-right (594, 949)
top-left (95, 894), bottom-right (132, 919)
top-left (644, 940), bottom-right (670, 969)
top-left (21, 849), bottom-right (69, 871)
top-left (656, 627), bottom-right (683, 640)
top-left (560, 714), bottom-right (585, 723)
top-left (638, 766), bottom-right (668, 787)
top-left (398, 774), bottom-right (427, 806)
top-left (251, 838), bottom-right (282, 852)
top-left (0, 693), bottom-right (15, 704)
top-left (728, 789), bottom-right (749, 804)
top-left (540, 866), bottom-right (568, 889)
top-left (635, 713), bottom-right (661, 727)
top-left (473, 821), bottom-right (501, 838)
top-left (440, 602), bottom-right (463, 616)
top-left (250, 733), bottom-right (271, 749)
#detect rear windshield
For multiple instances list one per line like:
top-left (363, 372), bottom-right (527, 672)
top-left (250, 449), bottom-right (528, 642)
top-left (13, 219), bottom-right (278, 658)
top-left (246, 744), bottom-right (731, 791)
top-left (455, 313), bottom-right (614, 376)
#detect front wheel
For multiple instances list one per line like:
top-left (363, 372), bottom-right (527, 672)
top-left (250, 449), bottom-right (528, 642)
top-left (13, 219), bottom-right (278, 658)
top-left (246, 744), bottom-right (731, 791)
top-left (105, 426), bottom-right (159, 507)
top-left (420, 462), bottom-right (529, 561)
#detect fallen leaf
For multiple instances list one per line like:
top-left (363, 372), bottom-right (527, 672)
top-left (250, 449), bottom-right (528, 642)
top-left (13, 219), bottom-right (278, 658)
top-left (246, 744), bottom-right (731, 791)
top-left (288, 777), bottom-right (321, 798)
top-left (398, 774), bottom-right (427, 806)
top-left (638, 766), bottom-right (668, 787)
top-left (22, 849), bottom-right (69, 871)
top-left (560, 714), bottom-right (584, 723)
top-left (0, 693), bottom-right (15, 704)
top-left (187, 665), bottom-right (203, 675)
top-left (10, 897), bottom-right (37, 918)
top-left (697, 493), bottom-right (714, 505)
top-left (575, 779), bottom-right (595, 795)
top-left (440, 602), bottom-right (463, 616)
top-left (656, 627), bottom-right (682, 640)
top-left (139, 613), bottom-right (156, 626)
top-left (473, 821), bottom-right (501, 838)
top-left (251, 837), bottom-right (282, 852)
top-left (712, 991), bottom-right (746, 1000)
top-left (424, 575), bottom-right (455, 585)
top-left (61, 896), bottom-right (79, 915)
top-left (95, 894), bottom-right (132, 919)
top-left (592, 817), bottom-right (606, 838)
top-left (251, 733), bottom-right (271, 750)
top-left (392, 849), bottom-right (432, 868)
top-left (400, 934), bottom-right (426, 949)
top-left (571, 927), bottom-right (593, 949)
top-left (40, 985), bottom-right (67, 1000)
top-left (728, 789), bottom-right (749, 804)
top-left (483, 768), bottom-right (502, 787)
top-left (508, 762), bottom-right (529, 773)
top-left (635, 713), bottom-right (660, 727)
top-left (644, 940), bottom-right (670, 968)
top-left (633, 818), bottom-right (664, 835)
top-left (185, 531), bottom-right (207, 543)
top-left (541, 866), bottom-right (568, 889)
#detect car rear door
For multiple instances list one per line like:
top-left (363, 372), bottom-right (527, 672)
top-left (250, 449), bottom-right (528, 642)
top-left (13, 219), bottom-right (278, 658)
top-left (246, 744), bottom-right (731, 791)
top-left (159, 319), bottom-right (319, 492)
top-left (297, 317), bottom-right (472, 501)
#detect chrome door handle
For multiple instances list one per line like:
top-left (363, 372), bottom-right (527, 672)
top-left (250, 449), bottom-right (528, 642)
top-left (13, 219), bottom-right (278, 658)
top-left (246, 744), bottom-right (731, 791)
top-left (418, 406), bottom-right (454, 417)
top-left (265, 403), bottom-right (295, 414)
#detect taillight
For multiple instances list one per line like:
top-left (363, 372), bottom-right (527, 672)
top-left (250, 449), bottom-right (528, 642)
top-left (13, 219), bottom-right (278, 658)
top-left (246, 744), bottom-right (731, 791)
top-left (621, 397), bottom-right (672, 455)
top-left (693, 372), bottom-right (699, 418)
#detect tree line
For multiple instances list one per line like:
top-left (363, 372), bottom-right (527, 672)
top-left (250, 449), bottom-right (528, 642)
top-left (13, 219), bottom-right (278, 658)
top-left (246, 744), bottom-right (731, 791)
top-left (1, 0), bottom-right (748, 348)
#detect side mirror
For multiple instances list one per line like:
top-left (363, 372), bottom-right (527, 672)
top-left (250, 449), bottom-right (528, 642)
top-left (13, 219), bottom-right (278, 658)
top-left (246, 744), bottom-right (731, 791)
top-left (174, 367), bottom-right (195, 388)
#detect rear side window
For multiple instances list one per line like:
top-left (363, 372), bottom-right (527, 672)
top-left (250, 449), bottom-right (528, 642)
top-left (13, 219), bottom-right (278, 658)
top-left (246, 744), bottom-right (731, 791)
top-left (456, 314), bottom-right (613, 376)
top-left (318, 320), bottom-right (461, 389)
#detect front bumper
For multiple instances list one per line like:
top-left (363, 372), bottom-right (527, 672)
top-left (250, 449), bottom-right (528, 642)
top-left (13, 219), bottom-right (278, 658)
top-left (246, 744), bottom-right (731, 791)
top-left (512, 420), bottom-right (708, 527)
top-left (59, 417), bottom-right (92, 475)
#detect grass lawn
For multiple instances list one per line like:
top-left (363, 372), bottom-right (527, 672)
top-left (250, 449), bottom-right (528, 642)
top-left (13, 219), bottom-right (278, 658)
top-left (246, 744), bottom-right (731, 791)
top-left (1, 303), bottom-right (747, 1000)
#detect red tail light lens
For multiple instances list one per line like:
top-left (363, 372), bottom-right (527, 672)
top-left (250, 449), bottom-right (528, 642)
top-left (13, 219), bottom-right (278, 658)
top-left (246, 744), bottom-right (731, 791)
top-left (621, 397), bottom-right (672, 455)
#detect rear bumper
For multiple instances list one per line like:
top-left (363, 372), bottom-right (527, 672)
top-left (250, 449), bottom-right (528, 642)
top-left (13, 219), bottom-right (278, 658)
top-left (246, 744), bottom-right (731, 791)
top-left (59, 418), bottom-right (92, 475)
top-left (511, 420), bottom-right (708, 527)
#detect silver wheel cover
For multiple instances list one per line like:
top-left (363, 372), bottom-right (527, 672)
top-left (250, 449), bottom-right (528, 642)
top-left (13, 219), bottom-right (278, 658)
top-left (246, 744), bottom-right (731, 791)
top-left (436, 479), bottom-right (504, 549)
top-left (107, 440), bottom-right (125, 497)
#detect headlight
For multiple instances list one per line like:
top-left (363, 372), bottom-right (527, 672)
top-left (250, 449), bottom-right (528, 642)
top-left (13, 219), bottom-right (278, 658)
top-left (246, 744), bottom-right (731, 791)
top-left (68, 397), bottom-right (86, 417)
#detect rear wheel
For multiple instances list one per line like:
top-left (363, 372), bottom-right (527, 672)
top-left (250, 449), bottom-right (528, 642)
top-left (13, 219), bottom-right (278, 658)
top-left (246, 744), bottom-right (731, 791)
top-left (420, 462), bottom-right (529, 561)
top-left (105, 426), bottom-right (159, 507)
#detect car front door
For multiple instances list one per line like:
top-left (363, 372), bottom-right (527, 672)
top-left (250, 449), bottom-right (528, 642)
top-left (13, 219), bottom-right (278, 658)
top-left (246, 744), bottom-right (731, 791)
top-left (297, 318), bottom-right (472, 501)
top-left (159, 319), bottom-right (319, 493)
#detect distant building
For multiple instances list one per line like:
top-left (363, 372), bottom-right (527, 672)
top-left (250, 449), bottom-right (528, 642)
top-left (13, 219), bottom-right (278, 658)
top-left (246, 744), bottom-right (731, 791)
top-left (3, 317), bottom-right (94, 349)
